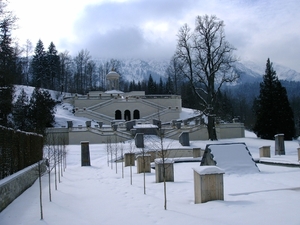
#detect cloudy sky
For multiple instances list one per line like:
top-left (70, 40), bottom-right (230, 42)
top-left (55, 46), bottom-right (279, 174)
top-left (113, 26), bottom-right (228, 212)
top-left (8, 0), bottom-right (300, 71)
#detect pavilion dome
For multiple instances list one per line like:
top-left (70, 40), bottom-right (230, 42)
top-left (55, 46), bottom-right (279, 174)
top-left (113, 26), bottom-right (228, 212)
top-left (106, 70), bottom-right (120, 80)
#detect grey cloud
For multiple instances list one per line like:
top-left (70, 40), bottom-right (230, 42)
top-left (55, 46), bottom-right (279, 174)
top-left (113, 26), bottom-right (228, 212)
top-left (59, 0), bottom-right (300, 71)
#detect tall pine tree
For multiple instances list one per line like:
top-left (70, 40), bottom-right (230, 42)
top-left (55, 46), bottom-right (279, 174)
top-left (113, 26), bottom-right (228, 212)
top-left (0, 3), bottom-right (17, 126)
top-left (31, 39), bottom-right (47, 88)
top-left (253, 58), bottom-right (295, 140)
top-left (28, 88), bottom-right (56, 135)
top-left (12, 88), bottom-right (30, 130)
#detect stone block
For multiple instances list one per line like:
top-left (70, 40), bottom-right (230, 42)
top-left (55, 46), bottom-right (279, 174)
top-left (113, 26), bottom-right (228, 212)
top-left (259, 146), bottom-right (271, 157)
top-left (136, 155), bottom-right (151, 173)
top-left (124, 153), bottom-right (135, 167)
top-left (193, 166), bottom-right (225, 204)
top-left (155, 158), bottom-right (174, 183)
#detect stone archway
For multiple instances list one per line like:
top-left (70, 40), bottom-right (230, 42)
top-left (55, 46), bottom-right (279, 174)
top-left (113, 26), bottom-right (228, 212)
top-left (124, 110), bottom-right (131, 121)
top-left (115, 110), bottom-right (122, 120)
top-left (133, 110), bottom-right (140, 120)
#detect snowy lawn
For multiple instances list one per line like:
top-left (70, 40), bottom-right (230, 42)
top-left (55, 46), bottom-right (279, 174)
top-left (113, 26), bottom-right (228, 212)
top-left (1, 135), bottom-right (300, 225)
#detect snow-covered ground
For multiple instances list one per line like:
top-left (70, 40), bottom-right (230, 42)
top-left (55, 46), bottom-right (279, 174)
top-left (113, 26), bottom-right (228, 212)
top-left (1, 88), bottom-right (300, 225)
top-left (0, 134), bottom-right (300, 225)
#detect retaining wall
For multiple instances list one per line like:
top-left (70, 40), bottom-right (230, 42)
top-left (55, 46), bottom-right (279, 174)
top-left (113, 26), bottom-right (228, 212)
top-left (0, 162), bottom-right (46, 212)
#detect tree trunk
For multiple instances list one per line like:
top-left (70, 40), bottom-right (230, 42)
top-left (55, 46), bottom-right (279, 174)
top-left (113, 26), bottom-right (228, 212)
top-left (48, 170), bottom-right (51, 202)
top-left (38, 162), bottom-right (44, 220)
top-left (207, 116), bottom-right (217, 140)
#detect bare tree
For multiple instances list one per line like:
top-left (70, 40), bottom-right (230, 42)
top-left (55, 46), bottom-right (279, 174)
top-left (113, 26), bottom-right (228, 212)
top-left (114, 137), bottom-right (118, 174)
top-left (120, 142), bottom-right (124, 178)
top-left (175, 15), bottom-right (238, 140)
top-left (166, 56), bottom-right (183, 95)
top-left (23, 39), bottom-right (32, 85)
top-left (128, 140), bottom-right (135, 185)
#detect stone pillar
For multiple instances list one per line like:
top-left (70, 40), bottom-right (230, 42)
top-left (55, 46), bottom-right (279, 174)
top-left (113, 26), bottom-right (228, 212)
top-left (81, 141), bottom-right (91, 166)
top-left (275, 134), bottom-right (285, 155)
top-left (136, 155), bottom-right (151, 173)
top-left (155, 158), bottom-right (174, 183)
top-left (193, 166), bottom-right (225, 204)
top-left (124, 153), bottom-right (135, 167)
top-left (259, 146), bottom-right (271, 158)
top-left (135, 133), bottom-right (144, 148)
top-left (298, 148), bottom-right (300, 161)
top-left (179, 132), bottom-right (190, 146)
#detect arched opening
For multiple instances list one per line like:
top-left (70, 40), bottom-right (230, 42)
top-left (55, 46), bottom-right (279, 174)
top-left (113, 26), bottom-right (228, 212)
top-left (124, 110), bottom-right (131, 121)
top-left (115, 110), bottom-right (122, 120)
top-left (133, 110), bottom-right (140, 120)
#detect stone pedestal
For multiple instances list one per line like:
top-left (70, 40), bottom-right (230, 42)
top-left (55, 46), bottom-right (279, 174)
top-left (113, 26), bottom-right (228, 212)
top-left (275, 134), bottom-right (285, 155)
top-left (124, 153), bottom-right (135, 167)
top-left (81, 141), bottom-right (91, 166)
top-left (155, 158), bottom-right (174, 183)
top-left (259, 146), bottom-right (271, 158)
top-left (136, 155), bottom-right (151, 173)
top-left (193, 166), bottom-right (224, 204)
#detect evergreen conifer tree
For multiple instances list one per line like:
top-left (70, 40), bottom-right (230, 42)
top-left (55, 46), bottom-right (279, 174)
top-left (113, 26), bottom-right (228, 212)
top-left (12, 88), bottom-right (30, 130)
top-left (253, 58), bottom-right (295, 140)
top-left (31, 40), bottom-right (47, 88)
top-left (46, 42), bottom-right (60, 90)
top-left (0, 3), bottom-right (17, 126)
top-left (28, 88), bottom-right (56, 135)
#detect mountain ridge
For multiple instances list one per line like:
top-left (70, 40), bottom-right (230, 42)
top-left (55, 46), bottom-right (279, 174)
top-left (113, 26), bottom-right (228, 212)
top-left (100, 58), bottom-right (300, 83)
